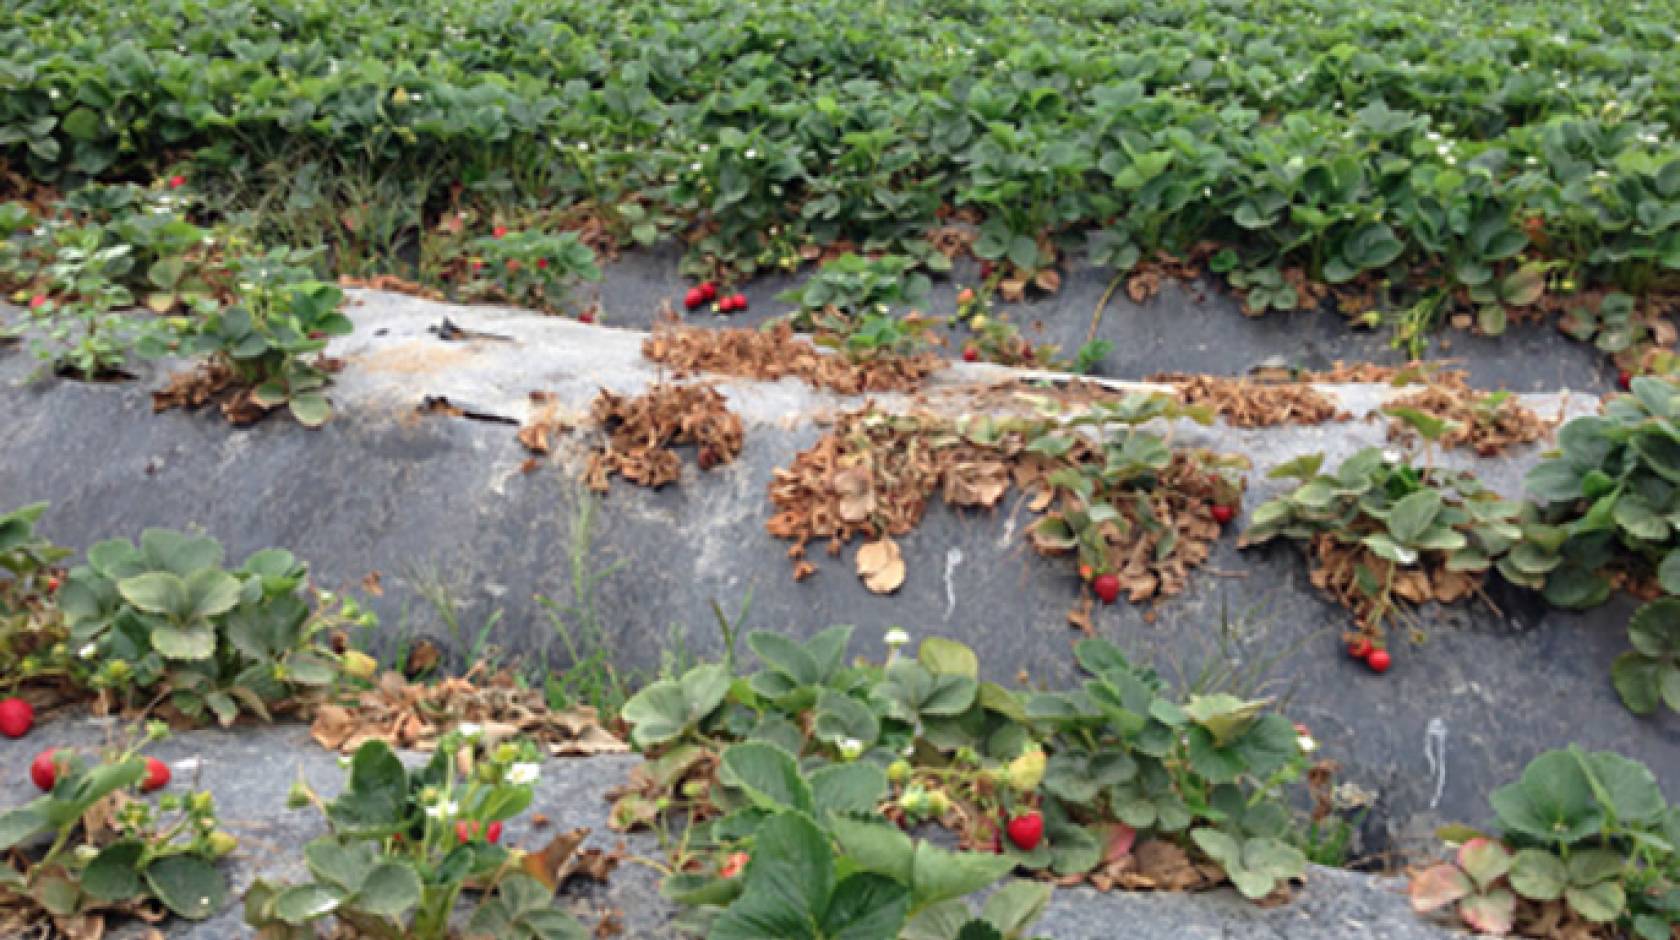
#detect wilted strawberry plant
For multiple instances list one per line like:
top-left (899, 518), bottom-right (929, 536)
top-left (0, 723), bottom-right (232, 933)
top-left (1411, 747), bottom-right (1680, 938)
top-left (245, 732), bottom-right (586, 939)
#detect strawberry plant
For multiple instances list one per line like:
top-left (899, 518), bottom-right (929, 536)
top-left (615, 625), bottom-right (1328, 930)
top-left (1241, 448), bottom-right (1524, 642)
top-left (0, 724), bottom-right (232, 931)
top-left (1610, 598), bottom-right (1680, 717)
top-left (1412, 747), bottom-right (1680, 938)
top-left (176, 247), bottom-right (352, 426)
top-left (0, 503), bottom-right (72, 689)
top-left (246, 732), bottom-right (586, 939)
top-left (464, 228), bottom-right (601, 315)
top-left (776, 252), bottom-right (931, 331)
top-left (1522, 376), bottom-right (1680, 610)
top-left (55, 526), bottom-right (370, 725)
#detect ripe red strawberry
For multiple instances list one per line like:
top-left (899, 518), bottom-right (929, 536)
top-left (31, 749), bottom-right (58, 792)
top-left (470, 259), bottom-right (484, 271)
top-left (1078, 563), bottom-right (1093, 582)
top-left (1347, 637), bottom-right (1372, 660)
top-left (699, 281), bottom-right (718, 302)
top-left (962, 346), bottom-right (979, 363)
top-left (536, 258), bottom-right (549, 270)
top-left (44, 575), bottom-right (60, 593)
top-left (684, 288), bottom-right (704, 310)
top-left (455, 821), bottom-right (477, 844)
top-left (28, 294), bottom-right (47, 310)
top-left (1005, 812), bottom-right (1043, 851)
top-left (485, 821), bottom-right (503, 844)
top-left (728, 293), bottom-right (748, 312)
top-left (1619, 370), bottom-right (1633, 390)
top-left (579, 310), bottom-right (596, 324)
top-left (1366, 649), bottom-right (1392, 674)
top-left (492, 225), bottom-right (508, 239)
top-left (0, 698), bottom-right (33, 739)
top-left (1211, 505), bottom-right (1234, 525)
top-left (168, 175), bottom-right (186, 189)
top-left (1093, 573), bottom-right (1120, 605)
top-left (140, 756), bottom-right (170, 793)
top-left (979, 261), bottom-right (996, 279)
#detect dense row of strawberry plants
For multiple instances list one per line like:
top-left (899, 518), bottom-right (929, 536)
top-left (5, 0), bottom-right (1679, 315)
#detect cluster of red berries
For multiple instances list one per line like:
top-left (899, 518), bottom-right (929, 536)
top-left (455, 820), bottom-right (503, 844)
top-left (1346, 637), bottom-right (1392, 674)
top-left (3, 697), bottom-right (172, 792)
top-left (684, 281), bottom-right (746, 313)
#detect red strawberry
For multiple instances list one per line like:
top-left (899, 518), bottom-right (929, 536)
top-left (1619, 370), bottom-right (1633, 390)
top-left (980, 261), bottom-right (996, 279)
top-left (1211, 505), bottom-right (1234, 525)
top-left (44, 575), bottom-right (60, 593)
top-left (728, 293), bottom-right (748, 312)
top-left (492, 225), bottom-right (508, 239)
top-left (485, 821), bottom-right (503, 844)
top-left (140, 756), bottom-right (170, 793)
top-left (470, 260), bottom-right (484, 271)
top-left (1093, 573), bottom-right (1120, 605)
top-left (31, 749), bottom-right (58, 792)
top-left (0, 698), bottom-right (33, 739)
top-left (1078, 563), bottom-right (1093, 582)
top-left (536, 258), bottom-right (549, 270)
top-left (699, 281), bottom-right (718, 302)
top-left (684, 288), bottom-right (704, 310)
top-left (1005, 812), bottom-right (1043, 851)
top-left (579, 310), bottom-right (596, 324)
top-left (957, 287), bottom-right (976, 306)
top-left (28, 294), bottom-right (47, 310)
top-left (1366, 649), bottom-right (1392, 674)
top-left (168, 175), bottom-right (186, 189)
top-left (505, 259), bottom-right (520, 273)
top-left (1346, 637), bottom-right (1372, 660)
top-left (962, 346), bottom-right (979, 363)
top-left (455, 821), bottom-right (477, 844)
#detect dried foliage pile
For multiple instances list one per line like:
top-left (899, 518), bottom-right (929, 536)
top-left (1151, 373), bottom-right (1347, 428)
top-left (310, 667), bottom-right (626, 758)
top-left (1383, 385), bottom-right (1553, 456)
top-left (584, 383), bottom-right (743, 493)
top-left (643, 323), bottom-right (940, 395)
top-left (767, 396), bottom-right (1245, 606)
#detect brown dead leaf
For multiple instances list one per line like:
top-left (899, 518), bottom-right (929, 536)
top-left (856, 538), bottom-right (906, 594)
top-left (586, 384), bottom-right (742, 493)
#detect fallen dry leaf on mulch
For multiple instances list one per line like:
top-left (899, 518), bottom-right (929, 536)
top-left (855, 537), bottom-right (906, 594)
top-left (583, 383), bottom-right (742, 492)
top-left (643, 322), bottom-right (940, 395)
top-left (311, 667), bottom-right (625, 758)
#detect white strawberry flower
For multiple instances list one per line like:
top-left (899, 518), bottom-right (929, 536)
top-left (838, 738), bottom-right (864, 761)
top-left (507, 762), bottom-right (541, 786)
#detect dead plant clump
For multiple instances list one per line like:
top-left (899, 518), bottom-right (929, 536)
top-left (310, 665), bottom-right (626, 758)
top-left (583, 383), bottom-right (743, 493)
top-left (1383, 385), bottom-right (1555, 456)
top-left (150, 360), bottom-right (270, 425)
top-left (1150, 373), bottom-right (1347, 428)
top-left (1305, 531), bottom-right (1483, 630)
top-left (642, 322), bottom-right (941, 395)
top-left (767, 407), bottom-right (1240, 608)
